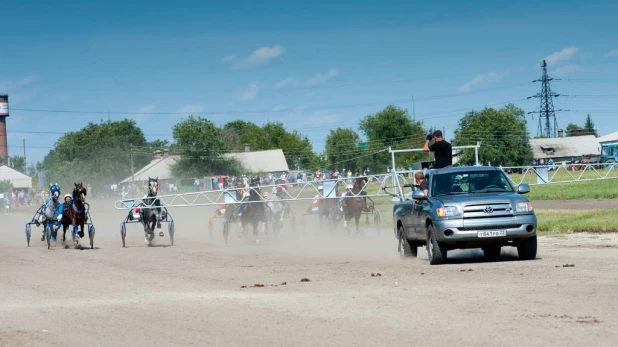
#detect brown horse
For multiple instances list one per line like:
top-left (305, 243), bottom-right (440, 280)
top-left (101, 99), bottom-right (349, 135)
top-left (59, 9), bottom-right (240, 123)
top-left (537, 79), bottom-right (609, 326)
top-left (70, 182), bottom-right (87, 246)
top-left (342, 177), bottom-right (368, 234)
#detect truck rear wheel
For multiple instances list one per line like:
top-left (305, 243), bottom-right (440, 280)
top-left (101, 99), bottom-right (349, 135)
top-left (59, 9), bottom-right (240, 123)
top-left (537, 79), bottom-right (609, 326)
top-left (427, 225), bottom-right (447, 265)
top-left (398, 225), bottom-right (417, 258)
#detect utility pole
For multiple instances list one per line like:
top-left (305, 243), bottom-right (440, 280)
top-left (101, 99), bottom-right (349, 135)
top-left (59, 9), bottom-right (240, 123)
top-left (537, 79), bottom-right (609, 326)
top-left (528, 60), bottom-right (563, 138)
top-left (23, 139), bottom-right (26, 172)
top-left (130, 144), bottom-right (135, 183)
top-left (411, 94), bottom-right (416, 121)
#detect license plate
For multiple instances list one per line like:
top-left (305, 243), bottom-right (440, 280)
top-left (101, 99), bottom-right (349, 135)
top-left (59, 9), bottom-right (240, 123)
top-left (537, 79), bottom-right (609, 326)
top-left (477, 230), bottom-right (507, 238)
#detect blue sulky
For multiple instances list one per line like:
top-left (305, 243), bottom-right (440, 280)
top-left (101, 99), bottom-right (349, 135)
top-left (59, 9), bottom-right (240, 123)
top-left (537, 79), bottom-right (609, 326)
top-left (119, 199), bottom-right (175, 248)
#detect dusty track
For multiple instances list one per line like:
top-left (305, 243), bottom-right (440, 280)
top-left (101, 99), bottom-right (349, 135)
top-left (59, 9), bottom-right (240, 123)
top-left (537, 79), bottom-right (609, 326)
top-left (1, 199), bottom-right (617, 346)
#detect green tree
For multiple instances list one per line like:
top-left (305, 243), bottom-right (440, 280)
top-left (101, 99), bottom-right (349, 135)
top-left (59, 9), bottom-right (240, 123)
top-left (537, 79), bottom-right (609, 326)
top-left (7, 156), bottom-right (26, 174)
top-left (584, 114), bottom-right (598, 136)
top-left (0, 180), bottom-right (12, 192)
top-left (42, 119), bottom-right (154, 187)
top-left (324, 128), bottom-right (361, 171)
top-left (170, 116), bottom-right (241, 177)
top-left (222, 120), bottom-right (271, 151)
top-left (566, 122), bottom-right (582, 136)
top-left (452, 104), bottom-right (533, 166)
top-left (358, 105), bottom-right (426, 172)
top-left (262, 122), bottom-right (319, 170)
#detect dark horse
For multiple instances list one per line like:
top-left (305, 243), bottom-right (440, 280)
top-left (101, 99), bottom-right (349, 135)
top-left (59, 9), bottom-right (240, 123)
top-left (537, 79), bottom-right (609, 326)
top-left (61, 195), bottom-right (73, 242)
top-left (239, 178), bottom-right (270, 244)
top-left (342, 177), bottom-right (368, 234)
top-left (70, 182), bottom-right (88, 246)
top-left (140, 177), bottom-right (165, 246)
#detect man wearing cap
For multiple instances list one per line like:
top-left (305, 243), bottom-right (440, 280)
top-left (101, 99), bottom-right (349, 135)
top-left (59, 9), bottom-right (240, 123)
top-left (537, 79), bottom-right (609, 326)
top-left (423, 130), bottom-right (452, 169)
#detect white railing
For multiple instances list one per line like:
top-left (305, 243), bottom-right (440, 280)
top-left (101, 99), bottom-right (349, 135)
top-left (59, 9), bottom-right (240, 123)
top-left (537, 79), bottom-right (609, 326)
top-left (501, 162), bottom-right (617, 186)
top-left (114, 173), bottom-right (415, 210)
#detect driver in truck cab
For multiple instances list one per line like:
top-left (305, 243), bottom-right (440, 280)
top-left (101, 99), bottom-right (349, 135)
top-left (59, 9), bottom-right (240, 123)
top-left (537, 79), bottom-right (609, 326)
top-left (414, 171), bottom-right (428, 198)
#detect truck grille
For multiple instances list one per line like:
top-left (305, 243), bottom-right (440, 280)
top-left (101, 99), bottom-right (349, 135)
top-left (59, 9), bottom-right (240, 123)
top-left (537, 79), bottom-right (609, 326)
top-left (463, 203), bottom-right (513, 219)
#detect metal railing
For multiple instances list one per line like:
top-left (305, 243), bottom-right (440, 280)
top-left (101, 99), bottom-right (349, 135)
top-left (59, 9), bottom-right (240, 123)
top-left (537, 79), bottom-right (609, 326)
top-left (501, 162), bottom-right (617, 186)
top-left (114, 173), bottom-right (415, 210)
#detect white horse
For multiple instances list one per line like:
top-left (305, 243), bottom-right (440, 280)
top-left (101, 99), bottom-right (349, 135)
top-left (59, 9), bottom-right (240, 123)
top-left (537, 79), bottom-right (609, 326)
top-left (265, 188), bottom-right (286, 238)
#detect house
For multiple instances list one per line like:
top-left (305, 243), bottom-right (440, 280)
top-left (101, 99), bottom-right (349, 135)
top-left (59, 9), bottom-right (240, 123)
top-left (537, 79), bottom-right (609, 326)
top-left (528, 135), bottom-right (600, 162)
top-left (120, 148), bottom-right (289, 184)
top-left (0, 164), bottom-right (32, 189)
top-left (598, 131), bottom-right (618, 144)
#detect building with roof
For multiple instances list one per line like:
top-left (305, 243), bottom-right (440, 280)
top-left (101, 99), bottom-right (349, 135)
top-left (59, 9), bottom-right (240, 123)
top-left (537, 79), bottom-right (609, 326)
top-left (120, 148), bottom-right (289, 184)
top-left (598, 131), bottom-right (618, 144)
top-left (0, 164), bottom-right (32, 189)
top-left (528, 135), bottom-right (600, 162)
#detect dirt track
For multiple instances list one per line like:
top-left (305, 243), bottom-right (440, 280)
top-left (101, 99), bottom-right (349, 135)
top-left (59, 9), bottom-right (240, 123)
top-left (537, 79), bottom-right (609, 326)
top-left (1, 199), bottom-right (617, 346)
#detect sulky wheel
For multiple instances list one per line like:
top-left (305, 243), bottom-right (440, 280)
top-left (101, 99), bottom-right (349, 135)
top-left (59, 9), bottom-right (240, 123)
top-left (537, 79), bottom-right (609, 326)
top-left (169, 221), bottom-right (175, 246)
top-left (121, 223), bottom-right (127, 248)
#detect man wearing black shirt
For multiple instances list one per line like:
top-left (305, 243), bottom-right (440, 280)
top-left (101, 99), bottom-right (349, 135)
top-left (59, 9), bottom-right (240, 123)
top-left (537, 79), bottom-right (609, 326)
top-left (423, 130), bottom-right (452, 168)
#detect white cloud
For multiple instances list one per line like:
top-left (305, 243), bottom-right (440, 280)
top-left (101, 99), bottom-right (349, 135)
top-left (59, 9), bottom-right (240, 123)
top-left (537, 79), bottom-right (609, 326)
top-left (605, 49), bottom-right (618, 57)
top-left (554, 64), bottom-right (580, 76)
top-left (132, 105), bottom-right (156, 123)
top-left (306, 68), bottom-right (339, 86)
top-left (223, 45), bottom-right (285, 70)
top-left (0, 74), bottom-right (38, 103)
top-left (537, 46), bottom-right (579, 68)
top-left (274, 77), bottom-right (299, 90)
top-left (221, 55), bottom-right (236, 63)
top-left (458, 71), bottom-right (503, 92)
top-left (237, 82), bottom-right (259, 101)
top-left (175, 104), bottom-right (206, 115)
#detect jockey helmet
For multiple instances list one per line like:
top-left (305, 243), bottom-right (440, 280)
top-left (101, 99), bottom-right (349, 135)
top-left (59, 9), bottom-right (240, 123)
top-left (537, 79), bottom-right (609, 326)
top-left (64, 194), bottom-right (72, 200)
top-left (318, 185), bottom-right (323, 190)
top-left (50, 184), bottom-right (60, 199)
top-left (346, 184), bottom-right (353, 190)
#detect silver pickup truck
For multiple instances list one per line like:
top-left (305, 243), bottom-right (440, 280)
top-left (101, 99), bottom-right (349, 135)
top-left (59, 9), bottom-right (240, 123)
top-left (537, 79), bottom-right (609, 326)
top-left (391, 166), bottom-right (537, 265)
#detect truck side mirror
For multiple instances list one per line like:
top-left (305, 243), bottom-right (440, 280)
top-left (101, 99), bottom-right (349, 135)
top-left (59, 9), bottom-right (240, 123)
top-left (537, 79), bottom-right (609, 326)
top-left (412, 190), bottom-right (427, 200)
top-left (517, 184), bottom-right (531, 194)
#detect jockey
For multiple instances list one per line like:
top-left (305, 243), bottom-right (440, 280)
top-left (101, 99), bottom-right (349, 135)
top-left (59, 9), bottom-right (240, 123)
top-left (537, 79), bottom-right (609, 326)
top-left (311, 185), bottom-right (323, 212)
top-left (38, 184), bottom-right (62, 241)
top-left (56, 194), bottom-right (72, 223)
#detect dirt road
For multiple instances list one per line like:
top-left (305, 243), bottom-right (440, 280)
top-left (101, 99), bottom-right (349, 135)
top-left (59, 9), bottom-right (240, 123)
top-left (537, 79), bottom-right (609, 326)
top-left (1, 199), bottom-right (617, 346)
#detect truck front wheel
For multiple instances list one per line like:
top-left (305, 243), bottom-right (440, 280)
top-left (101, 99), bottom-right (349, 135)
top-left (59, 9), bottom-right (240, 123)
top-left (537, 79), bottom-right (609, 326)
top-left (427, 225), bottom-right (447, 265)
top-left (517, 236), bottom-right (537, 261)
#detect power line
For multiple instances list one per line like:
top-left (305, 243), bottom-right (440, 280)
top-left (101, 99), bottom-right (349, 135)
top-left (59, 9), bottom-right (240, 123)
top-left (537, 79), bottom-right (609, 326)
top-left (9, 82), bottom-right (532, 116)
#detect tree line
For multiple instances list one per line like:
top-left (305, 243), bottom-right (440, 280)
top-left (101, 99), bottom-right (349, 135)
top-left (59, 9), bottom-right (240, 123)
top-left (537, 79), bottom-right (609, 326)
top-left (10, 103), bottom-right (569, 189)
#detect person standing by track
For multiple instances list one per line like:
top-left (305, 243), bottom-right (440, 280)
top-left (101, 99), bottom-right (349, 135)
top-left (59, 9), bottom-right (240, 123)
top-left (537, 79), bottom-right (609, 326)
top-left (423, 130), bottom-right (453, 169)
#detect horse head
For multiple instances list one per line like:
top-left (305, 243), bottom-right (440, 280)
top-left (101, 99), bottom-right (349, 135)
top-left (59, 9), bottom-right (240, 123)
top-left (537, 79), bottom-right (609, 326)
top-left (147, 177), bottom-right (160, 196)
top-left (73, 182), bottom-right (86, 200)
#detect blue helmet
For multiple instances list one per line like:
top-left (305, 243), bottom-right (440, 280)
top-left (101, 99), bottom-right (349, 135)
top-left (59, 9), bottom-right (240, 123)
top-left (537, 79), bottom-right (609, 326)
top-left (50, 184), bottom-right (60, 199)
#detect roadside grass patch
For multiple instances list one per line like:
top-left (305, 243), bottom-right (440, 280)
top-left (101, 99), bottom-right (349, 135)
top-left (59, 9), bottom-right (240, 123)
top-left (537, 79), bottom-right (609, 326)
top-left (525, 179), bottom-right (618, 200)
top-left (536, 208), bottom-right (618, 233)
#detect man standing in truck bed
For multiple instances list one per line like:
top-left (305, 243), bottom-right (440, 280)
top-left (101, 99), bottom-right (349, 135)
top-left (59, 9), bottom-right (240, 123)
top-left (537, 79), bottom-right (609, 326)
top-left (423, 130), bottom-right (452, 169)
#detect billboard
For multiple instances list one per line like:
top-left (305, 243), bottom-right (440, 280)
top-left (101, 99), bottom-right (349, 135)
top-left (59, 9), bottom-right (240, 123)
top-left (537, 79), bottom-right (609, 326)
top-left (0, 95), bottom-right (8, 116)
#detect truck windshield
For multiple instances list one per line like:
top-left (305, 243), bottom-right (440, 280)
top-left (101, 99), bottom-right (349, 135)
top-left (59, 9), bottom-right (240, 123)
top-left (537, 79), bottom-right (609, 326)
top-left (431, 170), bottom-right (514, 196)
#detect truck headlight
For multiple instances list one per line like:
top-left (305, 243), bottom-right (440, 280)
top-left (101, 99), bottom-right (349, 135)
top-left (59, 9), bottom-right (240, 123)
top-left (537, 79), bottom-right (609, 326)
top-left (437, 206), bottom-right (460, 217)
top-left (516, 201), bottom-right (533, 212)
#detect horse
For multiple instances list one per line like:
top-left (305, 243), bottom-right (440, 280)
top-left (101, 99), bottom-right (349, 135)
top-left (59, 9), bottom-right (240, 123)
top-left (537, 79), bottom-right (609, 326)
top-left (70, 182), bottom-right (88, 246)
top-left (317, 183), bottom-right (340, 228)
top-left (342, 177), bottom-right (368, 234)
top-left (140, 177), bottom-right (165, 246)
top-left (265, 187), bottom-right (287, 239)
top-left (239, 178), bottom-right (270, 244)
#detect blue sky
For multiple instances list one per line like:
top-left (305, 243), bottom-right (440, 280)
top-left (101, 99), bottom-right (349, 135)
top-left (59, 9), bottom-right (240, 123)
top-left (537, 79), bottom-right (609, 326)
top-left (2, 0), bottom-right (618, 165)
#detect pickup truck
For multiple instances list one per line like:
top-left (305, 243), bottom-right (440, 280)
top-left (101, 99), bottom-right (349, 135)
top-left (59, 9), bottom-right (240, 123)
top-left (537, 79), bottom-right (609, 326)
top-left (391, 166), bottom-right (537, 265)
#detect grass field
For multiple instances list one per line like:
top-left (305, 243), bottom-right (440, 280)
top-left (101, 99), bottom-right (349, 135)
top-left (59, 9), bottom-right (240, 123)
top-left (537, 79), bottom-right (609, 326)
top-left (505, 166), bottom-right (618, 185)
top-left (536, 208), bottom-right (618, 234)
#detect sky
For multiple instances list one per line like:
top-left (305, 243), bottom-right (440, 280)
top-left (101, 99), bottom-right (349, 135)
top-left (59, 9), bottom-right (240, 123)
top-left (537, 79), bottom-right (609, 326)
top-left (1, 0), bottom-right (618, 166)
